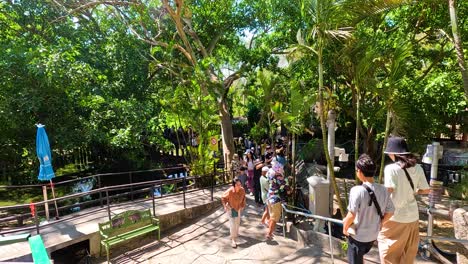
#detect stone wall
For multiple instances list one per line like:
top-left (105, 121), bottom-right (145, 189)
top-left (453, 206), bottom-right (468, 264)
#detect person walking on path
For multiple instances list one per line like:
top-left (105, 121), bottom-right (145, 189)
top-left (244, 150), bottom-right (255, 195)
top-left (343, 154), bottom-right (394, 264)
top-left (222, 178), bottom-right (246, 248)
top-left (231, 153), bottom-right (241, 179)
top-left (378, 137), bottom-right (430, 263)
top-left (253, 159), bottom-right (264, 205)
top-left (266, 163), bottom-right (290, 239)
top-left (238, 167), bottom-right (248, 191)
top-left (260, 166), bottom-right (270, 226)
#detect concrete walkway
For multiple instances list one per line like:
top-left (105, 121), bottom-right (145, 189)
top-left (103, 196), bottom-right (342, 264)
top-left (101, 194), bottom-right (443, 264)
top-left (0, 186), bottom-right (229, 262)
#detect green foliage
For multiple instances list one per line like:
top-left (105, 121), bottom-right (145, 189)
top-left (298, 139), bottom-right (323, 163)
top-left (0, 0), bottom-right (467, 187)
top-left (162, 184), bottom-right (175, 194)
top-left (246, 103), bottom-right (261, 126)
top-left (341, 240), bottom-right (348, 253)
top-left (232, 119), bottom-right (250, 137)
top-left (447, 170), bottom-right (467, 200)
top-left (55, 164), bottom-right (80, 177)
top-left (187, 130), bottom-right (219, 177)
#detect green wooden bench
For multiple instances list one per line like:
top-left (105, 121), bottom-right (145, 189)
top-left (99, 209), bottom-right (160, 263)
top-left (28, 235), bottom-right (51, 264)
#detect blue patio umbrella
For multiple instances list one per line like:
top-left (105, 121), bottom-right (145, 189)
top-left (36, 124), bottom-right (59, 219)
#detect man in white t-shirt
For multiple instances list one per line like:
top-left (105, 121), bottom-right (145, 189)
top-left (377, 137), bottom-right (430, 264)
top-left (343, 154), bottom-right (394, 264)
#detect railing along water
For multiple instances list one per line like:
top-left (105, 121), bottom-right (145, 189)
top-left (0, 163), bottom-right (230, 236)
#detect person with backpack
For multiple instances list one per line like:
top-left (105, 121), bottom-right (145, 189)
top-left (343, 154), bottom-right (394, 264)
top-left (378, 137), bottom-right (430, 263)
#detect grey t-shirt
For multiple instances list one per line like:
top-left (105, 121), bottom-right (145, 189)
top-left (348, 182), bottom-right (394, 242)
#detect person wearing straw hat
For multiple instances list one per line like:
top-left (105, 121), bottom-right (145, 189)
top-left (378, 137), bottom-right (430, 264)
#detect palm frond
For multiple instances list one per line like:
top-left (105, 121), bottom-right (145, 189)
top-left (343, 0), bottom-right (414, 23)
top-left (286, 44), bottom-right (318, 63)
top-left (390, 99), bottom-right (412, 137)
top-left (388, 42), bottom-right (412, 84)
top-left (324, 27), bottom-right (353, 40)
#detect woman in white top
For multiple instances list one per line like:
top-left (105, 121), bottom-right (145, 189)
top-left (378, 137), bottom-right (430, 264)
top-left (244, 150), bottom-right (255, 195)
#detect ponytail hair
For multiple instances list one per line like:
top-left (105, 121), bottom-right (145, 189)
top-left (394, 153), bottom-right (417, 169)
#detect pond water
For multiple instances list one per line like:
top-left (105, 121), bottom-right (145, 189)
top-left (70, 178), bottom-right (95, 213)
top-left (153, 171), bottom-right (187, 197)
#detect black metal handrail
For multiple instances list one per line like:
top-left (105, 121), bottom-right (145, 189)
top-left (0, 166), bottom-right (188, 189)
top-left (0, 163), bottom-right (230, 236)
top-left (281, 203), bottom-right (341, 264)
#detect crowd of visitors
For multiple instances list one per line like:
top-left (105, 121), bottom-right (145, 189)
top-left (223, 136), bottom-right (431, 264)
top-left (223, 137), bottom-right (291, 246)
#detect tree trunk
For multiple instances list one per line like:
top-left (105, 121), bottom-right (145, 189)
top-left (219, 98), bottom-right (235, 177)
top-left (318, 43), bottom-right (345, 215)
top-left (378, 109), bottom-right (392, 183)
top-left (355, 86), bottom-right (361, 184)
top-left (448, 0), bottom-right (468, 99)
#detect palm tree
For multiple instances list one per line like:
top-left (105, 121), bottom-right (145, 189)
top-left (291, 0), bottom-right (411, 213)
top-left (290, 0), bottom-right (354, 215)
top-left (338, 38), bottom-right (379, 183)
top-left (448, 0), bottom-right (468, 100)
top-left (376, 43), bottom-right (412, 183)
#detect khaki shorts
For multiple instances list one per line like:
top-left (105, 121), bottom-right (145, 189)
top-left (268, 202), bottom-right (282, 222)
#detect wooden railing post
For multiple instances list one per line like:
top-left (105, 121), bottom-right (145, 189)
top-left (151, 185), bottom-right (156, 217)
top-left (98, 175), bottom-right (103, 208)
top-left (212, 162), bottom-right (215, 201)
top-left (183, 175), bottom-right (186, 209)
top-left (129, 172), bottom-right (133, 201)
top-left (106, 190), bottom-right (111, 222)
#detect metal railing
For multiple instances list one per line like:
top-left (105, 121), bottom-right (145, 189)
top-left (281, 203), bottom-right (343, 264)
top-left (281, 204), bottom-right (468, 264)
top-left (0, 163), bottom-right (230, 236)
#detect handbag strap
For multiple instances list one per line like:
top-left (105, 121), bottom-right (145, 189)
top-left (403, 168), bottom-right (415, 191)
top-left (362, 185), bottom-right (384, 220)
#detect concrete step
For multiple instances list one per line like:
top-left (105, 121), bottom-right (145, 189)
top-left (275, 246), bottom-right (348, 264)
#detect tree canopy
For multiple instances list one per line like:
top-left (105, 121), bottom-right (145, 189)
top-left (0, 0), bottom-right (466, 187)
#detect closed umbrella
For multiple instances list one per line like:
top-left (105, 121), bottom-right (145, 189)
top-left (36, 124), bottom-right (59, 219)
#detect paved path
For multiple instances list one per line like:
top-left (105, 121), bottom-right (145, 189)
top-left (0, 186), bottom-right (228, 262)
top-left (101, 194), bottom-right (442, 264)
top-left (103, 196), bottom-right (342, 264)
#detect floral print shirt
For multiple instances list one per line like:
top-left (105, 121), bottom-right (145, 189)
top-left (267, 174), bottom-right (289, 204)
